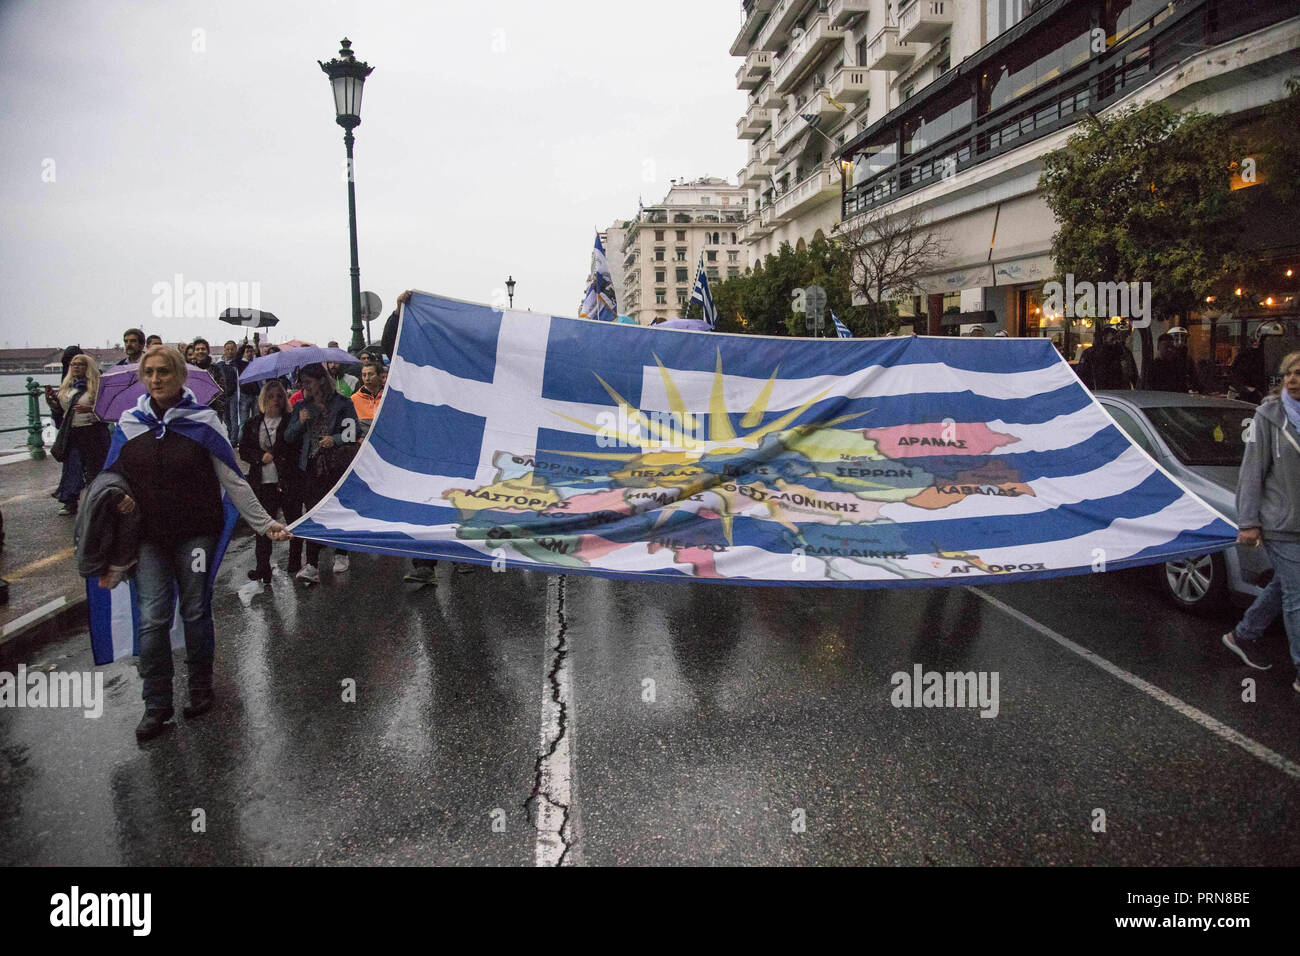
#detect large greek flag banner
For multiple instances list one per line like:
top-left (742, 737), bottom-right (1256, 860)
top-left (292, 292), bottom-right (1236, 588)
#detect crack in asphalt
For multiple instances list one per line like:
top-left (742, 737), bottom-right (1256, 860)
top-left (524, 574), bottom-right (575, 866)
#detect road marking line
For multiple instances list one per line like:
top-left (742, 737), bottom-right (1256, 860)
top-left (2, 595), bottom-right (69, 639)
top-left (4, 546), bottom-right (75, 579)
top-left (969, 587), bottom-right (1300, 781)
top-left (531, 574), bottom-right (575, 866)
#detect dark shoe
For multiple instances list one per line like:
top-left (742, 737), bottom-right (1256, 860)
top-left (135, 708), bottom-right (174, 742)
top-left (403, 566), bottom-right (437, 585)
top-left (247, 566), bottom-right (269, 581)
top-left (183, 688), bottom-right (214, 720)
top-left (1222, 632), bottom-right (1271, 670)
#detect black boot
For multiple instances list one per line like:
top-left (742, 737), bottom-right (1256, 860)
top-left (135, 708), bottom-right (174, 742)
top-left (183, 687), bottom-right (215, 719)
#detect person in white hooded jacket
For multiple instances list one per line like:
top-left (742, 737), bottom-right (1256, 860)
top-left (1223, 349), bottom-right (1300, 694)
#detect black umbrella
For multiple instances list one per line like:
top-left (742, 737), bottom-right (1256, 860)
top-left (219, 308), bottom-right (279, 328)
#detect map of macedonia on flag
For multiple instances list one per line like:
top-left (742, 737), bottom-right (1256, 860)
top-left (291, 291), bottom-right (1237, 588)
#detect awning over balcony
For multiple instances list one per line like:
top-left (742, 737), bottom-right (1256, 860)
top-left (910, 205), bottom-right (998, 294)
top-left (990, 195), bottom-right (1050, 259)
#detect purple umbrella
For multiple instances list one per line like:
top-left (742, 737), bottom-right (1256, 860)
top-left (94, 363), bottom-right (221, 422)
top-left (239, 346), bottom-right (359, 385)
top-left (654, 318), bottom-right (714, 331)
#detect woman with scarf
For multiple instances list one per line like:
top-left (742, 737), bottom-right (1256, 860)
top-left (1223, 350), bottom-right (1300, 696)
top-left (285, 363), bottom-right (358, 584)
top-left (106, 345), bottom-right (290, 741)
top-left (53, 353), bottom-right (110, 515)
top-left (238, 378), bottom-right (304, 583)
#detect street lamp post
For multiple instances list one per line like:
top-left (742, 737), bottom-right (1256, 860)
top-left (319, 38), bottom-right (374, 355)
top-left (506, 275), bottom-right (516, 309)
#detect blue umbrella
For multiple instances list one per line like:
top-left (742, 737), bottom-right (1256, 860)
top-left (654, 318), bottom-right (713, 331)
top-left (239, 346), bottom-right (358, 384)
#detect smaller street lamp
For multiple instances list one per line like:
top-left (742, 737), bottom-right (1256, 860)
top-left (506, 276), bottom-right (516, 309)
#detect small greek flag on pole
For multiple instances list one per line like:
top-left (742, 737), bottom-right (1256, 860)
top-left (831, 311), bottom-right (852, 339)
top-left (689, 256), bottom-right (718, 329)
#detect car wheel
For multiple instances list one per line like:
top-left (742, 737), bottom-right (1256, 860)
top-left (1160, 552), bottom-right (1228, 615)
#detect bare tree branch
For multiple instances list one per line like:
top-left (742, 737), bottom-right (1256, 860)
top-left (834, 205), bottom-right (948, 312)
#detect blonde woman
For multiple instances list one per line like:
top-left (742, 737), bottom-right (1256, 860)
top-left (1224, 350), bottom-right (1300, 695)
top-left (54, 353), bottom-right (109, 515)
top-left (237, 378), bottom-right (305, 583)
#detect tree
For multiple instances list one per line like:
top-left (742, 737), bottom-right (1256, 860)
top-left (833, 204), bottom-right (947, 332)
top-left (1261, 76), bottom-right (1300, 205)
top-left (709, 231), bottom-right (923, 338)
top-left (1039, 102), bottom-right (1244, 384)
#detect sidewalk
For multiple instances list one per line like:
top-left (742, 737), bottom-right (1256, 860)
top-left (0, 455), bottom-right (89, 656)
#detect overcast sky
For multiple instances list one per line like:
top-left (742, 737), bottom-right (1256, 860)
top-left (0, 0), bottom-right (748, 349)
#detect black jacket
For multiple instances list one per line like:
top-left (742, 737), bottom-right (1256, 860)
top-left (74, 471), bottom-right (141, 578)
top-left (238, 412), bottom-right (303, 491)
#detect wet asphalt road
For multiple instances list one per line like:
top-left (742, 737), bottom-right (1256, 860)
top-left (1, 532), bottom-right (1297, 866)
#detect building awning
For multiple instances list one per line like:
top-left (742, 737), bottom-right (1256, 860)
top-left (915, 264), bottom-right (996, 295)
top-left (992, 254), bottom-right (1055, 286)
top-left (989, 193), bottom-right (1055, 261)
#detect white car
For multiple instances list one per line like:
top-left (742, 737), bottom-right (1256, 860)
top-left (1095, 391), bottom-right (1270, 614)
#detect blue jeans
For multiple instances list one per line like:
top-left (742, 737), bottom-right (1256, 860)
top-left (136, 535), bottom-right (217, 710)
top-left (239, 392), bottom-right (257, 432)
top-left (224, 396), bottom-right (240, 442)
top-left (1235, 538), bottom-right (1300, 674)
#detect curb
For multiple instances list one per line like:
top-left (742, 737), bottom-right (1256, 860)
top-left (0, 587), bottom-right (87, 664)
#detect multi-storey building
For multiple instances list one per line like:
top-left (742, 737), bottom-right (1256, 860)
top-left (731, 0), bottom-right (899, 261)
top-left (828, 0), bottom-right (1298, 366)
top-left (734, 0), bottom-right (1299, 368)
top-left (616, 177), bottom-right (750, 325)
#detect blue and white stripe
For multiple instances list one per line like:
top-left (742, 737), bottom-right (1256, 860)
top-left (291, 293), bottom-right (1237, 589)
top-left (831, 311), bottom-right (852, 338)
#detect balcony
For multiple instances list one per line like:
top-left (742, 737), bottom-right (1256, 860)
top-left (748, 101), bottom-right (775, 135)
top-left (774, 162), bottom-right (842, 221)
top-left (866, 25), bottom-right (913, 72)
top-left (773, 110), bottom-right (817, 153)
top-left (772, 14), bottom-right (846, 93)
top-left (736, 50), bottom-right (773, 90)
top-left (828, 66), bottom-right (869, 105)
top-left (737, 110), bottom-right (764, 140)
top-left (741, 161), bottom-right (766, 187)
top-left (756, 78), bottom-right (783, 110)
top-left (730, 0), bottom-right (778, 56)
top-left (828, 0), bottom-right (870, 28)
top-left (899, 0), bottom-right (953, 43)
top-left (756, 0), bottom-right (804, 56)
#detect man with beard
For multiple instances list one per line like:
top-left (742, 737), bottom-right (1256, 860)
top-left (116, 328), bottom-right (145, 367)
top-left (190, 338), bottom-right (232, 429)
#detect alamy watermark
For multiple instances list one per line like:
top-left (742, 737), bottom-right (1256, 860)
top-left (596, 407), bottom-right (706, 451)
top-left (0, 666), bottom-right (103, 718)
top-left (890, 664), bottom-right (999, 718)
top-left (1041, 274), bottom-right (1152, 328)
top-left (151, 273), bottom-right (262, 320)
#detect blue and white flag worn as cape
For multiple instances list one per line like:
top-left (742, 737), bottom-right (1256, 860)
top-left (292, 292), bottom-right (1237, 589)
top-left (87, 389), bottom-right (239, 665)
